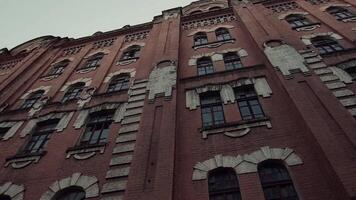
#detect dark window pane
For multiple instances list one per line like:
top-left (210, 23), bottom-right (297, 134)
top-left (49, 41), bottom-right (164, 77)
top-left (107, 74), bottom-right (130, 93)
top-left (194, 32), bottom-right (208, 45)
top-left (208, 168), bottom-right (242, 200)
top-left (21, 90), bottom-right (45, 109)
top-left (200, 92), bottom-right (224, 127)
top-left (62, 83), bottom-right (85, 102)
top-left (235, 85), bottom-right (264, 120)
top-left (197, 57), bottom-right (214, 76)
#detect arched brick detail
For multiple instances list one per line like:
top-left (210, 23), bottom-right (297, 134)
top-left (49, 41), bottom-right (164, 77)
top-left (40, 173), bottom-right (99, 200)
top-left (301, 32), bottom-right (343, 45)
top-left (192, 146), bottom-right (303, 180)
top-left (0, 182), bottom-right (25, 199)
top-left (103, 68), bottom-right (136, 83)
top-left (320, 4), bottom-right (351, 12)
top-left (60, 78), bottom-right (92, 92)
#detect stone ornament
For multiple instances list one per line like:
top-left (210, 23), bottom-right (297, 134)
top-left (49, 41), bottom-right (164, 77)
top-left (192, 146), bottom-right (303, 180)
top-left (0, 121), bottom-right (24, 140)
top-left (28, 96), bottom-right (50, 117)
top-left (66, 145), bottom-right (106, 160)
top-left (5, 155), bottom-right (42, 169)
top-left (77, 86), bottom-right (96, 108)
top-left (330, 67), bottom-right (353, 84)
top-left (0, 182), bottom-right (25, 200)
top-left (301, 32), bottom-right (343, 45)
top-left (40, 173), bottom-right (99, 200)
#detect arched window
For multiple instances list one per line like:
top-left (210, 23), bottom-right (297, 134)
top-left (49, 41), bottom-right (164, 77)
top-left (48, 60), bottom-right (69, 76)
top-left (194, 32), bottom-right (208, 46)
top-left (0, 195), bottom-right (11, 200)
top-left (258, 161), bottom-right (299, 200)
top-left (326, 6), bottom-right (356, 20)
top-left (208, 168), bottom-right (242, 200)
top-left (107, 74), bottom-right (130, 93)
top-left (200, 92), bottom-right (225, 128)
top-left (285, 14), bottom-right (312, 28)
top-left (53, 186), bottom-right (85, 200)
top-left (197, 57), bottom-right (214, 76)
top-left (120, 45), bottom-right (141, 61)
top-left (311, 36), bottom-right (343, 55)
top-left (224, 53), bottom-right (242, 70)
top-left (81, 53), bottom-right (104, 70)
top-left (215, 28), bottom-right (231, 41)
top-left (62, 82), bottom-right (85, 102)
top-left (21, 90), bottom-right (45, 109)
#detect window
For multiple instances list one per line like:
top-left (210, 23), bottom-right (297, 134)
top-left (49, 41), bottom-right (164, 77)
top-left (311, 36), bottom-right (343, 55)
top-left (0, 195), bottom-right (11, 200)
top-left (48, 60), bottom-right (69, 76)
top-left (258, 161), bottom-right (299, 200)
top-left (80, 110), bottom-right (114, 146)
top-left (22, 119), bottom-right (59, 154)
top-left (120, 45), bottom-right (141, 61)
top-left (215, 28), bottom-right (232, 41)
top-left (81, 53), bottom-right (104, 69)
top-left (0, 127), bottom-right (10, 138)
top-left (208, 168), bottom-right (242, 200)
top-left (327, 6), bottom-right (356, 20)
top-left (200, 92), bottom-right (225, 128)
top-left (21, 90), bottom-right (45, 109)
top-left (224, 53), bottom-right (243, 70)
top-left (62, 82), bottom-right (85, 102)
top-left (53, 186), bottom-right (85, 200)
top-left (235, 85), bottom-right (264, 120)
top-left (107, 74), bottom-right (130, 93)
top-left (194, 32), bottom-right (208, 46)
top-left (285, 14), bottom-right (312, 28)
top-left (197, 57), bottom-right (214, 76)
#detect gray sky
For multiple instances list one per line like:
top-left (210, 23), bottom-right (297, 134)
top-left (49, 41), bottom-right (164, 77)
top-left (0, 0), bottom-right (193, 49)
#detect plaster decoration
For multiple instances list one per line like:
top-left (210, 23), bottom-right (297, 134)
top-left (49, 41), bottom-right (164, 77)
top-left (230, 78), bottom-right (254, 88)
top-left (147, 61), bottom-right (177, 101)
top-left (5, 155), bottom-right (42, 169)
top-left (0, 182), bottom-right (24, 200)
top-left (84, 49), bottom-right (110, 59)
top-left (202, 119), bottom-right (272, 139)
top-left (186, 90), bottom-right (200, 110)
top-left (0, 121), bottom-right (24, 140)
top-left (301, 32), bottom-right (343, 45)
top-left (264, 44), bottom-right (309, 77)
top-left (192, 147), bottom-right (303, 180)
top-left (20, 119), bottom-right (37, 137)
top-left (40, 173), bottom-right (99, 200)
top-left (114, 103), bottom-right (127, 123)
top-left (182, 0), bottom-right (228, 15)
top-left (73, 110), bottom-right (89, 129)
top-left (220, 85), bottom-right (235, 104)
top-left (66, 145), bottom-right (106, 160)
top-left (56, 112), bottom-right (74, 132)
top-left (163, 8), bottom-right (180, 20)
top-left (104, 69), bottom-right (136, 83)
top-left (278, 12), bottom-right (309, 20)
top-left (28, 96), bottom-right (50, 117)
top-left (77, 87), bottom-right (96, 108)
top-left (118, 58), bottom-right (138, 66)
top-left (76, 67), bottom-right (97, 74)
top-left (330, 67), bottom-right (353, 84)
top-left (61, 78), bottom-right (92, 92)
top-left (21, 86), bottom-right (51, 100)
top-left (320, 4), bottom-right (351, 12)
top-left (253, 77), bottom-right (273, 98)
top-left (188, 25), bottom-right (235, 37)
top-left (189, 48), bottom-right (248, 66)
top-left (296, 25), bottom-right (321, 32)
top-left (51, 57), bottom-right (74, 66)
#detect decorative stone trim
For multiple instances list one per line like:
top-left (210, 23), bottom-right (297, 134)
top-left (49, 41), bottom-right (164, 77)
top-left (66, 144), bottom-right (106, 160)
top-left (278, 12), bottom-right (309, 20)
top-left (320, 4), bottom-right (351, 12)
top-left (40, 173), bottom-right (99, 200)
top-left (73, 103), bottom-right (125, 129)
top-left (117, 58), bottom-right (139, 66)
top-left (5, 152), bottom-right (44, 169)
top-left (188, 25), bottom-right (235, 37)
top-left (104, 69), bottom-right (136, 83)
top-left (201, 118), bottom-right (272, 138)
top-left (189, 48), bottom-right (248, 66)
top-left (185, 77), bottom-right (272, 110)
top-left (60, 78), bottom-right (92, 92)
top-left (0, 121), bottom-right (24, 140)
top-left (21, 86), bottom-right (51, 100)
top-left (193, 39), bottom-right (235, 50)
top-left (295, 24), bottom-right (321, 32)
top-left (41, 74), bottom-right (60, 81)
top-left (84, 49), bottom-right (110, 59)
top-left (301, 32), bottom-right (343, 45)
top-left (342, 17), bottom-right (356, 23)
top-left (147, 61), bottom-right (177, 101)
top-left (192, 146), bottom-right (303, 180)
top-left (75, 67), bottom-right (97, 74)
top-left (0, 182), bottom-right (24, 200)
top-left (330, 67), bottom-right (353, 84)
top-left (50, 57), bottom-right (74, 66)
top-left (20, 112), bottom-right (74, 137)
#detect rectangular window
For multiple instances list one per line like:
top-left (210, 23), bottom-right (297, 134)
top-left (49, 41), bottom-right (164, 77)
top-left (200, 92), bottom-right (225, 128)
top-left (23, 119), bottom-right (59, 154)
top-left (80, 110), bottom-right (114, 146)
top-left (235, 85), bottom-right (264, 120)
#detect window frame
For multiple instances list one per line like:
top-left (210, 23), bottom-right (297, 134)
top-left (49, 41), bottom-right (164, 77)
top-left (48, 60), bottom-right (69, 76)
top-left (21, 90), bottom-right (45, 109)
top-left (194, 32), bottom-right (209, 46)
top-left (208, 168), bottom-right (242, 200)
top-left (285, 15), bottom-right (312, 28)
top-left (327, 6), bottom-right (356, 20)
top-left (235, 85), bottom-right (265, 120)
top-left (215, 28), bottom-right (232, 41)
top-left (62, 82), bottom-right (85, 103)
top-left (107, 74), bottom-right (130, 93)
top-left (80, 53), bottom-right (104, 70)
top-left (311, 36), bottom-right (344, 55)
top-left (120, 45), bottom-right (141, 61)
top-left (223, 53), bottom-right (243, 70)
top-left (197, 57), bottom-right (214, 76)
top-left (200, 92), bottom-right (225, 128)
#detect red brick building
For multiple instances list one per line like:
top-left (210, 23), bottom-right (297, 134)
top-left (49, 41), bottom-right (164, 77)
top-left (0, 0), bottom-right (356, 199)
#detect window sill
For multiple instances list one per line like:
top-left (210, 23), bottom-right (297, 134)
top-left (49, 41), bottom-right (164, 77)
top-left (5, 151), bottom-right (46, 169)
top-left (192, 39), bottom-right (235, 50)
top-left (66, 143), bottom-right (107, 160)
top-left (320, 48), bottom-right (356, 57)
top-left (76, 67), bottom-right (97, 74)
top-left (93, 89), bottom-right (129, 98)
top-left (340, 16), bottom-right (356, 22)
top-left (40, 74), bottom-right (62, 81)
top-left (117, 57), bottom-right (139, 66)
top-left (200, 117), bottom-right (272, 139)
top-left (292, 23), bottom-right (320, 32)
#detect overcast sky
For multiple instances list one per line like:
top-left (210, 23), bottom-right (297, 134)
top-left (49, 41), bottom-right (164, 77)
top-left (0, 0), bottom-right (193, 49)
